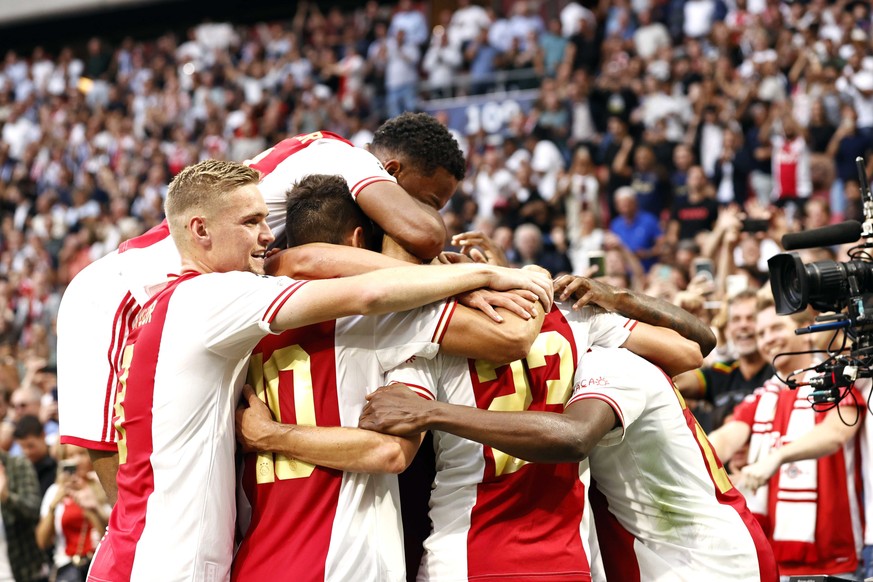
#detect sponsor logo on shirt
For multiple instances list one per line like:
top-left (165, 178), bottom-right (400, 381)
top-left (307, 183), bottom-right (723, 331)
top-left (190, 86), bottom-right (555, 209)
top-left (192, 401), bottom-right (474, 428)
top-left (577, 376), bottom-right (608, 388)
top-left (133, 303), bottom-right (156, 329)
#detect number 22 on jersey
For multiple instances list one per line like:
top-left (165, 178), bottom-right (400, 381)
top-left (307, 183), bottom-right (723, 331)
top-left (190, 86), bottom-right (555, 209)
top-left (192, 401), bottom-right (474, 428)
top-left (472, 331), bottom-right (575, 477)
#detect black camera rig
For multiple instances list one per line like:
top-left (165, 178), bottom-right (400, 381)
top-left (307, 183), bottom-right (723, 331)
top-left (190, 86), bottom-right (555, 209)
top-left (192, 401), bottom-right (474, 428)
top-left (767, 158), bottom-right (873, 410)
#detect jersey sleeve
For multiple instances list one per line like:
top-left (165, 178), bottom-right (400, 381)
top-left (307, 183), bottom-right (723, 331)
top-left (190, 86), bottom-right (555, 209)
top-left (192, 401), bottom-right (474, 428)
top-left (384, 355), bottom-right (441, 401)
top-left (566, 347), bottom-right (651, 447)
top-left (195, 273), bottom-right (308, 358)
top-left (257, 137), bottom-right (397, 234)
top-left (371, 299), bottom-right (457, 372)
top-left (562, 304), bottom-right (634, 352)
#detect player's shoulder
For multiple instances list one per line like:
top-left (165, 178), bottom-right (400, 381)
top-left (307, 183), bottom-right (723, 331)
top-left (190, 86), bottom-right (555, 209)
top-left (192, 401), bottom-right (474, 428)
top-left (60, 251), bottom-right (123, 307)
top-left (582, 346), bottom-right (659, 377)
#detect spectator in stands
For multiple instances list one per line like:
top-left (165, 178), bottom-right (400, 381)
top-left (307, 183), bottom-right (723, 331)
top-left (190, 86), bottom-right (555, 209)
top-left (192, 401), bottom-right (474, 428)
top-left (507, 222), bottom-right (570, 276)
top-left (0, 445), bottom-right (44, 581)
top-left (675, 290), bottom-right (774, 432)
top-left (826, 103), bottom-right (871, 221)
top-left (667, 165), bottom-right (718, 245)
top-left (388, 0), bottom-right (429, 48)
top-left (465, 25), bottom-right (500, 95)
top-left (446, 0), bottom-right (490, 49)
top-left (12, 415), bottom-right (55, 498)
top-left (422, 26), bottom-right (462, 99)
top-left (609, 186), bottom-right (662, 271)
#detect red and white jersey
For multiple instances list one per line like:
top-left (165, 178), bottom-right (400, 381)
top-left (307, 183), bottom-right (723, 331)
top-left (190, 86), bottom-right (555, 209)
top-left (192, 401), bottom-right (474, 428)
top-left (233, 300), bottom-right (456, 582)
top-left (385, 304), bottom-right (635, 582)
top-left (247, 131), bottom-right (395, 236)
top-left (57, 222), bottom-right (178, 451)
top-left (569, 347), bottom-right (777, 582)
top-left (58, 131), bottom-right (394, 450)
top-left (87, 271), bottom-right (305, 582)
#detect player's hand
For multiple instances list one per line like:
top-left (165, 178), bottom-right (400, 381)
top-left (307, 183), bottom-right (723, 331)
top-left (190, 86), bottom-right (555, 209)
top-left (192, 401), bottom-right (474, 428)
top-left (235, 384), bottom-right (277, 453)
top-left (359, 384), bottom-right (431, 436)
top-left (456, 289), bottom-right (539, 323)
top-left (452, 231), bottom-right (510, 267)
top-left (740, 453), bottom-right (781, 493)
top-left (484, 265), bottom-right (553, 311)
top-left (553, 274), bottom-right (617, 311)
top-left (264, 248), bottom-right (292, 277)
top-left (436, 251), bottom-right (473, 265)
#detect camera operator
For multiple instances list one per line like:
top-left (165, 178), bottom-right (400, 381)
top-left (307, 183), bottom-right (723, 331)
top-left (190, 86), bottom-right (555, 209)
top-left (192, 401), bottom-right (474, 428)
top-left (709, 295), bottom-right (863, 580)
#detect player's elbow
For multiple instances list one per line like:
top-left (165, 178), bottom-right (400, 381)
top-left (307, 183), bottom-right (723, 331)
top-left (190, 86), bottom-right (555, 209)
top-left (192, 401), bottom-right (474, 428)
top-left (370, 440), bottom-right (414, 474)
top-left (490, 327), bottom-right (536, 366)
top-left (541, 434), bottom-right (594, 463)
top-left (664, 340), bottom-right (704, 376)
top-left (394, 220), bottom-right (446, 262)
top-left (698, 327), bottom-right (717, 359)
top-left (266, 246), bottom-right (317, 279)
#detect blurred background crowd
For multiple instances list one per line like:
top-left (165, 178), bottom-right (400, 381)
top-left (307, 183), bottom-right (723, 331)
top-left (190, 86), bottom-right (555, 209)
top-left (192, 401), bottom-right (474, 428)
top-left (0, 0), bottom-right (871, 576)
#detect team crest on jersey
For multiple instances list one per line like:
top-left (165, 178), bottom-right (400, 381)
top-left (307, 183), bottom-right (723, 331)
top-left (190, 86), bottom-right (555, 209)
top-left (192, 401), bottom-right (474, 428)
top-left (576, 376), bottom-right (608, 389)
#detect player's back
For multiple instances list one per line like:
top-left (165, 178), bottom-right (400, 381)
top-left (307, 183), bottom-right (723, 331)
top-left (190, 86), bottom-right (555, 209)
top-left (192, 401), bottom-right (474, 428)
top-left (233, 301), bottom-right (453, 582)
top-left (388, 304), bottom-right (634, 581)
top-left (575, 347), bottom-right (777, 582)
top-left (57, 221), bottom-right (179, 449)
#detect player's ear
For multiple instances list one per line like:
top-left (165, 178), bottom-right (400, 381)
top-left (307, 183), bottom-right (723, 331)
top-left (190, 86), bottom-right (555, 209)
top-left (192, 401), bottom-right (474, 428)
top-left (349, 226), bottom-right (366, 249)
top-left (189, 216), bottom-right (210, 245)
top-left (383, 159), bottom-right (401, 177)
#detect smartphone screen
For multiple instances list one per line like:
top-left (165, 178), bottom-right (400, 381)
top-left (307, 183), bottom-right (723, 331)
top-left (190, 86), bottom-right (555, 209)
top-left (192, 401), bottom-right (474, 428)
top-left (588, 251), bottom-right (606, 277)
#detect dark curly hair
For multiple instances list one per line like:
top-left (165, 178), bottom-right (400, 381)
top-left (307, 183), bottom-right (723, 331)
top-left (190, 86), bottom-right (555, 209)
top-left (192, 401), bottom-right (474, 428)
top-left (370, 112), bottom-right (466, 181)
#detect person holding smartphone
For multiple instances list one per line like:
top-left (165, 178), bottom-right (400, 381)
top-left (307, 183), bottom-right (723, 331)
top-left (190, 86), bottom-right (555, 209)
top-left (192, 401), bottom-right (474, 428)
top-left (36, 446), bottom-right (110, 582)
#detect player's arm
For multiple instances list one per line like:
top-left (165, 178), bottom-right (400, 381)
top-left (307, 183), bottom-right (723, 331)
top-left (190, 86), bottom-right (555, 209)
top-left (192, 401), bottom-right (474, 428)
top-left (266, 244), bottom-right (541, 326)
top-left (265, 243), bottom-right (407, 279)
top-left (359, 384), bottom-right (617, 463)
top-left (555, 275), bottom-right (713, 373)
top-left (741, 405), bottom-right (861, 491)
top-left (235, 386), bottom-right (420, 474)
top-left (620, 322), bottom-right (703, 376)
top-left (440, 302), bottom-right (545, 365)
top-left (271, 263), bottom-right (553, 332)
top-left (88, 450), bottom-right (119, 506)
top-left (356, 181), bottom-right (446, 261)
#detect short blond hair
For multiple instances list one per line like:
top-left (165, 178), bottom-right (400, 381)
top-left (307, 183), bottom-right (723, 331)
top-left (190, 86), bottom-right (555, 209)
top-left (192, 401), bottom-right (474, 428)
top-left (165, 159), bottom-right (260, 243)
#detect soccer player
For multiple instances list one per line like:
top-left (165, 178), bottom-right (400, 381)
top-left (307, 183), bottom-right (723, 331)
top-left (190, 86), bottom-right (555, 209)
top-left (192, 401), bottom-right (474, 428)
top-left (236, 176), bottom-right (713, 582)
top-left (86, 160), bottom-right (552, 582)
top-left (57, 113), bottom-right (478, 503)
top-left (360, 344), bottom-right (777, 581)
top-left (233, 175), bottom-right (548, 582)
top-left (708, 297), bottom-right (863, 579)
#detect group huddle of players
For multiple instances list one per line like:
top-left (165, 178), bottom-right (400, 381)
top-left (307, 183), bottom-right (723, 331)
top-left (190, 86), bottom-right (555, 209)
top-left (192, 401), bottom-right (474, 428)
top-left (56, 114), bottom-right (778, 582)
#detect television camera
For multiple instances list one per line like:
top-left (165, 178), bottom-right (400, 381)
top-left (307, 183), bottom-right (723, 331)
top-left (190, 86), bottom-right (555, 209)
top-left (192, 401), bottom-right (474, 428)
top-left (767, 158), bottom-right (873, 408)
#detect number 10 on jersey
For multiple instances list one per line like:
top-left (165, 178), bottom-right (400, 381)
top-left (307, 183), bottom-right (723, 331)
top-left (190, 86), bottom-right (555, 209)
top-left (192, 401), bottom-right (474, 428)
top-left (247, 345), bottom-right (317, 483)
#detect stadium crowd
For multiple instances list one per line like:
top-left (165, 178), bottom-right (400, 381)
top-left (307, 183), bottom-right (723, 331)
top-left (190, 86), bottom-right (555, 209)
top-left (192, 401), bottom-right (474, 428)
top-left (0, 0), bottom-right (871, 579)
